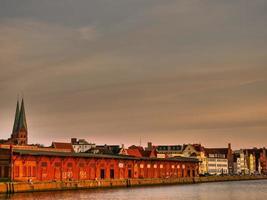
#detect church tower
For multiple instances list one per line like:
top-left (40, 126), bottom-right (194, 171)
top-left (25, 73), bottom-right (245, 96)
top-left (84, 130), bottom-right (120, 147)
top-left (10, 99), bottom-right (28, 145)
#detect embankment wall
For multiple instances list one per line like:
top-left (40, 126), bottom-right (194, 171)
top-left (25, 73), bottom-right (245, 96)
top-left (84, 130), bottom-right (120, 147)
top-left (1, 175), bottom-right (266, 194)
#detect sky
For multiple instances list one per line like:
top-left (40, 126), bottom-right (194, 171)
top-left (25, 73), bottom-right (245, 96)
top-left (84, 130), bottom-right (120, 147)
top-left (0, 0), bottom-right (267, 149)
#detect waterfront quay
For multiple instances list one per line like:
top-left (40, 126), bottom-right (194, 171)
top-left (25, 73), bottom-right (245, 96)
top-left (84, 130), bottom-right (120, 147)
top-left (1, 175), bottom-right (267, 194)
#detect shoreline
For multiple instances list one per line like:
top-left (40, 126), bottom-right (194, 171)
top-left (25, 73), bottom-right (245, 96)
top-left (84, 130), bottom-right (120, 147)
top-left (1, 175), bottom-right (267, 194)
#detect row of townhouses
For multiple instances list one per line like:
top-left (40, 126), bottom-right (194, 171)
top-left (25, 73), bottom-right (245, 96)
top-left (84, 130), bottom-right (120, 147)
top-left (69, 138), bottom-right (267, 176)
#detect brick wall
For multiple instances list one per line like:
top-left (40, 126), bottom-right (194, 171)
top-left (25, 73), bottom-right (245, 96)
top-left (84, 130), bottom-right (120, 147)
top-left (11, 154), bottom-right (198, 182)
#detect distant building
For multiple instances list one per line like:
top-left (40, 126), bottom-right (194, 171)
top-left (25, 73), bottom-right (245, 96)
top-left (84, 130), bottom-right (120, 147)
top-left (233, 148), bottom-right (266, 175)
top-left (71, 138), bottom-right (96, 153)
top-left (119, 143), bottom-right (157, 158)
top-left (87, 145), bottom-right (121, 155)
top-left (204, 144), bottom-right (233, 175)
top-left (156, 145), bottom-right (183, 158)
top-left (233, 150), bottom-right (249, 175)
top-left (248, 153), bottom-right (256, 174)
top-left (260, 148), bottom-right (267, 174)
top-left (182, 144), bottom-right (208, 175)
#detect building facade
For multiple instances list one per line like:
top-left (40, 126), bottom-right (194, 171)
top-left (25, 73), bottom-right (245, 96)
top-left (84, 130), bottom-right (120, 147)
top-left (260, 148), bottom-right (267, 174)
top-left (0, 149), bottom-right (10, 180)
top-left (233, 148), bottom-right (266, 175)
top-left (204, 144), bottom-right (233, 175)
top-left (156, 145), bottom-right (184, 158)
top-left (182, 144), bottom-right (208, 175)
top-left (0, 147), bottom-right (199, 182)
top-left (71, 138), bottom-right (96, 153)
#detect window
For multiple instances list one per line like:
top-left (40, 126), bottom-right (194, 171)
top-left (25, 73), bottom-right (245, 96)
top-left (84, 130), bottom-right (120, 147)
top-left (4, 166), bottom-right (9, 178)
top-left (110, 169), bottom-right (115, 179)
top-left (23, 166), bottom-right (27, 177)
top-left (28, 166), bottom-right (31, 177)
top-left (32, 167), bottom-right (36, 177)
top-left (100, 169), bottom-right (105, 179)
top-left (187, 170), bottom-right (191, 177)
top-left (14, 166), bottom-right (20, 177)
top-left (128, 169), bottom-right (132, 178)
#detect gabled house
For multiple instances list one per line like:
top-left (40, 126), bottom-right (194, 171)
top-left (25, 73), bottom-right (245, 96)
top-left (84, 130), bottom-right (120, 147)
top-left (183, 144), bottom-right (207, 175)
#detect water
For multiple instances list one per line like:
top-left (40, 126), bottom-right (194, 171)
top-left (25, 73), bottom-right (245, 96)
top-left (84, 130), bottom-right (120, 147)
top-left (1, 180), bottom-right (267, 200)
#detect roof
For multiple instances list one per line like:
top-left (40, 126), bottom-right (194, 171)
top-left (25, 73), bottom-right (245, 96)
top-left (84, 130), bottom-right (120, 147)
top-left (72, 139), bottom-right (92, 145)
top-left (157, 145), bottom-right (183, 151)
top-left (11, 99), bottom-right (28, 134)
top-left (10, 148), bottom-right (199, 163)
top-left (17, 99), bottom-right (27, 131)
top-left (125, 149), bottom-right (142, 157)
top-left (192, 144), bottom-right (205, 152)
top-left (87, 147), bottom-right (115, 155)
top-left (235, 148), bottom-right (264, 159)
top-left (96, 145), bottom-right (120, 148)
top-left (52, 142), bottom-right (74, 152)
top-left (128, 145), bottom-right (144, 151)
top-left (12, 101), bottom-right (20, 134)
top-left (204, 148), bottom-right (228, 156)
top-left (141, 149), bottom-right (157, 158)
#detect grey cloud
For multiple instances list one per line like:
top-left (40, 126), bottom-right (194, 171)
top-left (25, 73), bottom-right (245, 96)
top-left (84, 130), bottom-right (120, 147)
top-left (0, 0), bottom-right (267, 148)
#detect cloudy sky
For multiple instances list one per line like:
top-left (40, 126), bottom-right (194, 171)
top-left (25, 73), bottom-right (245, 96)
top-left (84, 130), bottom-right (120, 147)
top-left (0, 0), bottom-right (267, 149)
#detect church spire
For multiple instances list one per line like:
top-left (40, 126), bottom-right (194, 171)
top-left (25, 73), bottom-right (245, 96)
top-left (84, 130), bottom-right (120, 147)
top-left (12, 100), bottom-right (20, 134)
top-left (17, 98), bottom-right (28, 131)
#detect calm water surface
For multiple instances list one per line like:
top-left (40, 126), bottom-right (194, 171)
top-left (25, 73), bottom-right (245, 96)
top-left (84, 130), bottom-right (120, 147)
top-left (1, 180), bottom-right (267, 200)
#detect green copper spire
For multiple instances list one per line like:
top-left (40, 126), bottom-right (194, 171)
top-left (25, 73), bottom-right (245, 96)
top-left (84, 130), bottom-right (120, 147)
top-left (12, 100), bottom-right (20, 134)
top-left (17, 98), bottom-right (28, 131)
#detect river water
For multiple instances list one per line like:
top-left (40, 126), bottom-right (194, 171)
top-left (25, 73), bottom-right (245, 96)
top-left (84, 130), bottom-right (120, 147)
top-left (1, 180), bottom-right (267, 200)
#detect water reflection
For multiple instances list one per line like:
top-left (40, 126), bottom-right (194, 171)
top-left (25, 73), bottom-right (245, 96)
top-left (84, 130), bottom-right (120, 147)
top-left (1, 180), bottom-right (267, 200)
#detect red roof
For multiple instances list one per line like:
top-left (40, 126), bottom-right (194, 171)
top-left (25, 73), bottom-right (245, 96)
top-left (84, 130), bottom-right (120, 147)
top-left (141, 148), bottom-right (157, 158)
top-left (128, 145), bottom-right (144, 151)
top-left (52, 142), bottom-right (74, 152)
top-left (125, 149), bottom-right (142, 158)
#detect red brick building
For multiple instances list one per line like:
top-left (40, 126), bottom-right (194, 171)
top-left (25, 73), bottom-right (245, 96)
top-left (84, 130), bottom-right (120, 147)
top-left (0, 147), bottom-right (199, 182)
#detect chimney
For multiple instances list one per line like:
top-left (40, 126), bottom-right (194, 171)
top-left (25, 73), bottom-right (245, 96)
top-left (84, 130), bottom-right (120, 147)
top-left (228, 143), bottom-right (231, 150)
top-left (147, 142), bottom-right (152, 150)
